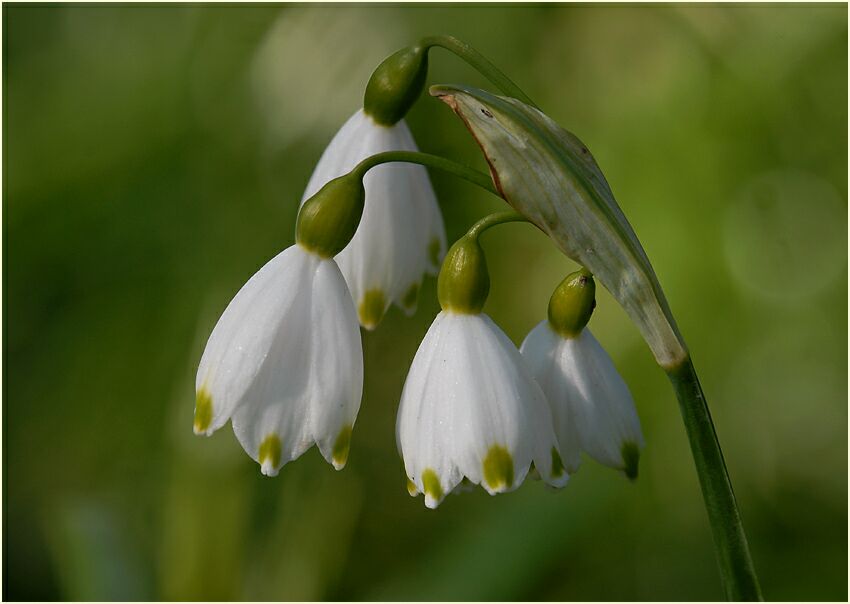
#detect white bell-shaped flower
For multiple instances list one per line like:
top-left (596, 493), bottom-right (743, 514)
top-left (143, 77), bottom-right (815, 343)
top-left (301, 109), bottom-right (446, 329)
top-left (397, 236), bottom-right (569, 509)
top-left (520, 271), bottom-right (644, 478)
top-left (195, 243), bottom-right (363, 476)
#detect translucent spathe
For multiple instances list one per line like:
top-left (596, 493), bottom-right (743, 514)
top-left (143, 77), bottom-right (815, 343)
top-left (521, 322), bottom-right (644, 478)
top-left (302, 109), bottom-right (446, 329)
top-left (397, 311), bottom-right (569, 509)
top-left (195, 244), bottom-right (363, 476)
top-left (430, 84), bottom-right (687, 369)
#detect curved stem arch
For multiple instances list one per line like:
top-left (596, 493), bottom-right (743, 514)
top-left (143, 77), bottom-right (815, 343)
top-left (352, 150), bottom-right (500, 197)
top-left (419, 35), bottom-right (538, 108)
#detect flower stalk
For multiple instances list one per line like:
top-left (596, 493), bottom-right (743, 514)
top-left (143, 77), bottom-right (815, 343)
top-left (465, 210), bottom-right (528, 239)
top-left (418, 35), bottom-right (538, 108)
top-left (667, 357), bottom-right (762, 601)
top-left (351, 150), bottom-right (498, 196)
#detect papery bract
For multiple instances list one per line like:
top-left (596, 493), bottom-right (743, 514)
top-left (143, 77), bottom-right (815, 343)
top-left (430, 84), bottom-right (687, 368)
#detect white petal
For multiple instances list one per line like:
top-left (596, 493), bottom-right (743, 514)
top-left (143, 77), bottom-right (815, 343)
top-left (195, 245), bottom-right (316, 436)
top-left (522, 323), bottom-right (644, 475)
top-left (397, 312), bottom-right (565, 508)
top-left (225, 250), bottom-right (363, 476)
top-left (308, 259), bottom-right (364, 470)
top-left (520, 321), bottom-right (583, 474)
top-left (301, 110), bottom-right (444, 327)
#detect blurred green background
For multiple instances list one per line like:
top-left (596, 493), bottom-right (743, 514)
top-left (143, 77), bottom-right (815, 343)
top-left (4, 3), bottom-right (847, 601)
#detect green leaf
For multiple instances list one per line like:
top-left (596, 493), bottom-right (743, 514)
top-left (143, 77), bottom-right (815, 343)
top-left (431, 84), bottom-right (688, 368)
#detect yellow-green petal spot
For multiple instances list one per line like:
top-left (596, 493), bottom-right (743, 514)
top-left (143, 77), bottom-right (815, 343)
top-left (428, 237), bottom-right (442, 268)
top-left (332, 425), bottom-right (353, 469)
top-left (406, 477), bottom-right (418, 496)
top-left (422, 468), bottom-right (443, 502)
top-left (622, 441), bottom-right (640, 481)
top-left (437, 235), bottom-right (490, 314)
top-left (401, 283), bottom-right (419, 310)
top-left (258, 434), bottom-right (282, 471)
top-left (550, 447), bottom-right (565, 479)
top-left (193, 388), bottom-right (213, 435)
top-left (358, 289), bottom-right (387, 330)
top-left (548, 269), bottom-right (596, 338)
top-left (482, 445), bottom-right (514, 491)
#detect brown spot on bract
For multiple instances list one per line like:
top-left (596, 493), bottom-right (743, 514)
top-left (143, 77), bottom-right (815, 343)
top-left (480, 108), bottom-right (493, 118)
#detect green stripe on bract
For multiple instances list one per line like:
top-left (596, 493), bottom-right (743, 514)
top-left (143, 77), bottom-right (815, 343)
top-left (482, 445), bottom-right (514, 490)
top-left (422, 468), bottom-right (443, 502)
top-left (358, 289), bottom-right (386, 329)
top-left (550, 447), bottom-right (565, 479)
top-left (259, 434), bottom-right (282, 469)
top-left (332, 425), bottom-right (353, 468)
top-left (621, 441), bottom-right (640, 481)
top-left (194, 388), bottom-right (213, 433)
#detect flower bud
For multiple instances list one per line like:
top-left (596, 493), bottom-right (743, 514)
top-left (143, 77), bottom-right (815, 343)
top-left (548, 269), bottom-right (596, 338)
top-left (296, 173), bottom-right (365, 258)
top-left (363, 46), bottom-right (429, 126)
top-left (437, 235), bottom-right (489, 314)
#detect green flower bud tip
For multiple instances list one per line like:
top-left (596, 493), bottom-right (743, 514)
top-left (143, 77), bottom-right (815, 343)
top-left (401, 283), bottom-right (419, 311)
top-left (332, 425), bottom-right (352, 470)
top-left (621, 441), bottom-right (640, 481)
top-left (296, 173), bottom-right (365, 258)
top-left (550, 447), bottom-right (565, 479)
top-left (406, 477), bottom-right (418, 497)
top-left (482, 445), bottom-right (514, 491)
top-left (358, 289), bottom-right (387, 330)
top-left (259, 434), bottom-right (282, 474)
top-left (437, 236), bottom-right (490, 314)
top-left (548, 269), bottom-right (596, 339)
top-left (422, 468), bottom-right (443, 502)
top-left (364, 46), bottom-right (429, 126)
top-left (194, 387), bottom-right (213, 435)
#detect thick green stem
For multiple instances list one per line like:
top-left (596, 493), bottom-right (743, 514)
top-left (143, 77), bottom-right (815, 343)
top-left (352, 150), bottom-right (499, 197)
top-left (419, 35), bottom-right (538, 108)
top-left (666, 357), bottom-right (762, 601)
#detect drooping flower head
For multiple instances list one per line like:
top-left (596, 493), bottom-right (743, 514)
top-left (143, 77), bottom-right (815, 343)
top-left (397, 234), bottom-right (569, 508)
top-left (301, 47), bottom-right (445, 330)
top-left (195, 175), bottom-right (366, 476)
top-left (520, 270), bottom-right (644, 479)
